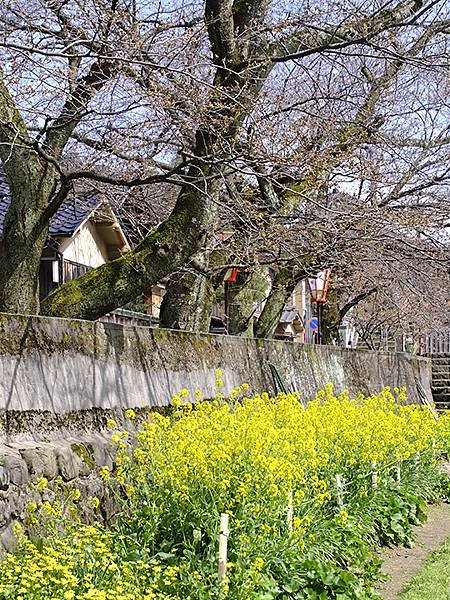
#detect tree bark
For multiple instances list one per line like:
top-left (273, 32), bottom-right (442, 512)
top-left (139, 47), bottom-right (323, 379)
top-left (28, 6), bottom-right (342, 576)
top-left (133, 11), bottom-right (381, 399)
top-left (159, 253), bottom-right (216, 333)
top-left (41, 168), bottom-right (219, 319)
top-left (254, 282), bottom-right (294, 339)
top-left (254, 259), bottom-right (317, 339)
top-left (321, 289), bottom-right (341, 345)
top-left (228, 281), bottom-right (255, 337)
top-left (227, 268), bottom-right (269, 336)
top-left (0, 69), bottom-right (57, 313)
top-left (320, 287), bottom-right (378, 345)
top-left (0, 171), bottom-right (54, 313)
top-left (0, 57), bottom-right (113, 314)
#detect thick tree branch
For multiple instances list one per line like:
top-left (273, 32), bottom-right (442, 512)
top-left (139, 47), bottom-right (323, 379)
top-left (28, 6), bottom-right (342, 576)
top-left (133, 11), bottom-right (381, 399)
top-left (254, 256), bottom-right (321, 339)
top-left (0, 68), bottom-right (32, 169)
top-left (40, 163), bottom-right (218, 319)
top-left (43, 59), bottom-right (115, 158)
top-left (271, 0), bottom-right (429, 63)
top-left (205, 0), bottom-right (239, 68)
top-left (339, 288), bottom-right (378, 323)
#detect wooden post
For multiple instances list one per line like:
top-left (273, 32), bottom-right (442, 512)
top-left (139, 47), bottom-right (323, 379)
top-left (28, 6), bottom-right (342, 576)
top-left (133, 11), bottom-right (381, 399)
top-left (414, 452), bottom-right (420, 476)
top-left (218, 513), bottom-right (229, 581)
top-left (287, 490), bottom-right (293, 534)
top-left (335, 474), bottom-right (344, 507)
top-left (371, 462), bottom-right (378, 490)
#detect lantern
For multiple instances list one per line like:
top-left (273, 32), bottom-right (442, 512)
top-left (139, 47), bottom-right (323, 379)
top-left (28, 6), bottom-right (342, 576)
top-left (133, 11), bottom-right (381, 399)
top-left (307, 269), bottom-right (331, 303)
top-left (224, 267), bottom-right (239, 283)
top-left (306, 269), bottom-right (331, 345)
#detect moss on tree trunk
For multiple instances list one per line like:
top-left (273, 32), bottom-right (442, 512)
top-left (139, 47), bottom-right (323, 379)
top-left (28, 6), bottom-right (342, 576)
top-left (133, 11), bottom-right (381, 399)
top-left (227, 268), bottom-right (268, 337)
top-left (41, 178), bottom-right (219, 320)
top-left (254, 259), bottom-right (316, 339)
top-left (254, 284), bottom-right (293, 339)
top-left (159, 253), bottom-right (216, 333)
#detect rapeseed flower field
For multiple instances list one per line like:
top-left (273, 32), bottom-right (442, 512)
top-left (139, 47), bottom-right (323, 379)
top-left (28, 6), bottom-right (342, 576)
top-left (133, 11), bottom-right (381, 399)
top-left (0, 380), bottom-right (449, 599)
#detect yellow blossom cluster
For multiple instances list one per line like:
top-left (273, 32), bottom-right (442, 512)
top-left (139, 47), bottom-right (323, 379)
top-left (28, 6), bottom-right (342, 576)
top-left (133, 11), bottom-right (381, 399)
top-left (0, 383), bottom-right (449, 599)
top-left (0, 522), bottom-right (179, 599)
top-left (121, 384), bottom-right (446, 514)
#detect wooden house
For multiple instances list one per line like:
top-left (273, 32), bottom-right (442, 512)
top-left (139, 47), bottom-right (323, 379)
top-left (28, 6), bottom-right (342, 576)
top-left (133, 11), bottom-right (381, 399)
top-left (0, 172), bottom-right (129, 300)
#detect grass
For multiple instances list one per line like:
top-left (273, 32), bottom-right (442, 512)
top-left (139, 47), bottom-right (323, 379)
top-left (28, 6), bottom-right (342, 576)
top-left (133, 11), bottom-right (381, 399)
top-left (399, 536), bottom-right (450, 600)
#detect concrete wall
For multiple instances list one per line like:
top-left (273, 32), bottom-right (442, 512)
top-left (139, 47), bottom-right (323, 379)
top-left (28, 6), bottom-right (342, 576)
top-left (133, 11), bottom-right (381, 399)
top-left (0, 312), bottom-right (433, 548)
top-left (0, 313), bottom-right (432, 429)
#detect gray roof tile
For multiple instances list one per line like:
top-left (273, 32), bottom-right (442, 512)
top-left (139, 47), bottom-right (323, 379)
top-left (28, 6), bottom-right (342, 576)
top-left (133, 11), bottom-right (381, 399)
top-left (0, 169), bottom-right (101, 236)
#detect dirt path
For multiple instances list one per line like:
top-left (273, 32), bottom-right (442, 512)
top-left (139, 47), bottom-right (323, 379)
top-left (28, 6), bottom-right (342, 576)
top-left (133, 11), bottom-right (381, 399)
top-left (377, 502), bottom-right (450, 599)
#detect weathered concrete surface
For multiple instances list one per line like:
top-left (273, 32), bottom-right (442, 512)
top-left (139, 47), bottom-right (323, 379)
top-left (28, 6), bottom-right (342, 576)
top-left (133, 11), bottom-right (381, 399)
top-left (0, 313), bottom-right (435, 548)
top-left (0, 313), bottom-right (432, 427)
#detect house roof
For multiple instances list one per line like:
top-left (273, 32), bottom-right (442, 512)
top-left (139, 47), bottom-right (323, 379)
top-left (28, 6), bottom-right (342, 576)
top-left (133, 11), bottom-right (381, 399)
top-left (0, 169), bottom-right (102, 237)
top-left (0, 174), bottom-right (9, 197)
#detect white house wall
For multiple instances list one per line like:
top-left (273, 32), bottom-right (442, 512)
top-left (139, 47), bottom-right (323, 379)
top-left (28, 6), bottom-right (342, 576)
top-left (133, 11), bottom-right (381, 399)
top-left (58, 221), bottom-right (109, 268)
top-left (294, 281), bottom-right (306, 314)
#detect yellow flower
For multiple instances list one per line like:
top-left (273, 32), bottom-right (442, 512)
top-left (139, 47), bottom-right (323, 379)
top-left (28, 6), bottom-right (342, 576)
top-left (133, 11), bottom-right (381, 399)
top-left (172, 395), bottom-right (181, 408)
top-left (337, 509), bottom-right (349, 524)
top-left (0, 381), bottom-right (442, 599)
top-left (99, 466), bottom-right (111, 481)
top-left (71, 488), bottom-right (81, 501)
top-left (87, 496), bottom-right (100, 510)
top-left (35, 477), bottom-right (48, 492)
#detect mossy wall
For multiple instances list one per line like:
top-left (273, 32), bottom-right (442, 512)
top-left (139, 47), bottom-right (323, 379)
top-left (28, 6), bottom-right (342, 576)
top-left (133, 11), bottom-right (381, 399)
top-left (0, 313), bottom-right (432, 439)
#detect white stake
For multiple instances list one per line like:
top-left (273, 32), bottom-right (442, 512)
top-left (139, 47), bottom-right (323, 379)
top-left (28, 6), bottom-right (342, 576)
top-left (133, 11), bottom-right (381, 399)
top-left (396, 462), bottom-right (401, 483)
top-left (371, 462), bottom-right (378, 490)
top-left (335, 474), bottom-right (344, 507)
top-left (218, 513), bottom-right (229, 581)
top-left (286, 490), bottom-right (293, 534)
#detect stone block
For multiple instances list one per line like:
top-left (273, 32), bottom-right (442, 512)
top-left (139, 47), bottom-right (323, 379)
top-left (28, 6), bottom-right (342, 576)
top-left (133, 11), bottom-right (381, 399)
top-left (0, 465), bottom-right (9, 490)
top-left (0, 497), bottom-right (10, 528)
top-left (0, 452), bottom-right (30, 486)
top-left (0, 521), bottom-right (19, 552)
top-left (55, 446), bottom-right (84, 481)
top-left (20, 446), bottom-right (58, 479)
top-left (8, 492), bottom-right (28, 521)
top-left (90, 436), bottom-right (115, 470)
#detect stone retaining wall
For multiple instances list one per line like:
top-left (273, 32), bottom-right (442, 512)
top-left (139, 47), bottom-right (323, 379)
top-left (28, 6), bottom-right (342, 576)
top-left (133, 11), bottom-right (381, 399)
top-left (0, 434), bottom-right (111, 550)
